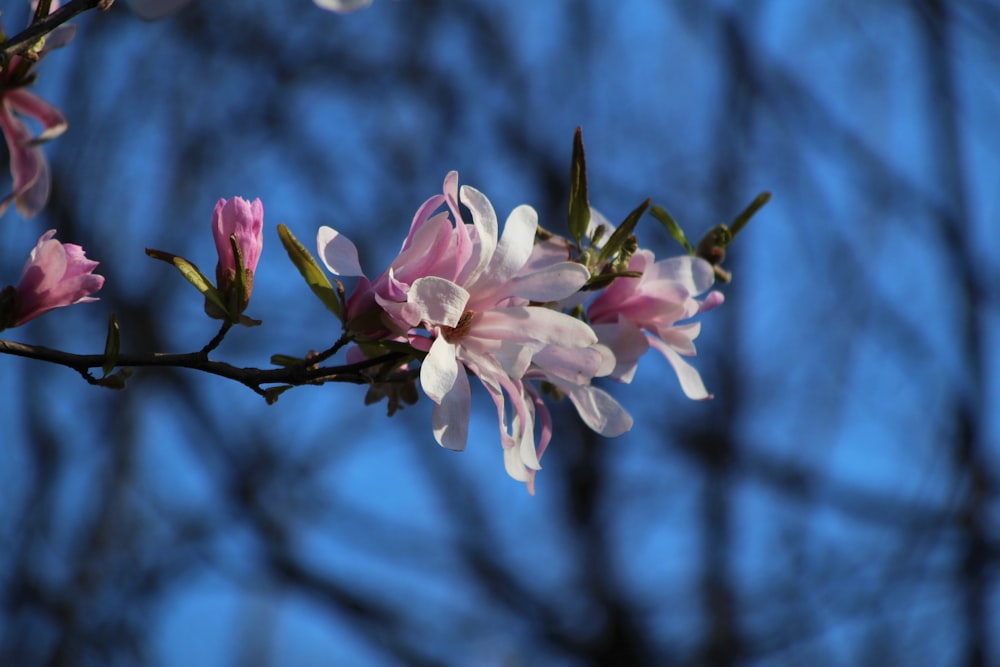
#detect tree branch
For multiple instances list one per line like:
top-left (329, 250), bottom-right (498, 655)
top-left (0, 337), bottom-right (410, 399)
top-left (0, 0), bottom-right (106, 65)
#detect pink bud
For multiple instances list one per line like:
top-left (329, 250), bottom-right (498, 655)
top-left (212, 196), bottom-right (263, 296)
top-left (213, 197), bottom-right (263, 273)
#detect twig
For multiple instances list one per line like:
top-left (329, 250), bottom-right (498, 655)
top-left (0, 338), bottom-right (409, 398)
top-left (1, 0), bottom-right (106, 66)
top-left (200, 321), bottom-right (233, 356)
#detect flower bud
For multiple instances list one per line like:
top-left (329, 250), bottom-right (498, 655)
top-left (212, 197), bottom-right (263, 315)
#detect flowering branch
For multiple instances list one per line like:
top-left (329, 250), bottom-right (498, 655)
top-left (0, 0), bottom-right (769, 492)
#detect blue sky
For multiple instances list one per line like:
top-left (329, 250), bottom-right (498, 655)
top-left (1, 1), bottom-right (997, 665)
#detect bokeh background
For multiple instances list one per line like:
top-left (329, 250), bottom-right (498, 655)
top-left (1, 1), bottom-right (998, 665)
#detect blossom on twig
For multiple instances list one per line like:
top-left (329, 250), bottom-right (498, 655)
top-left (0, 229), bottom-right (104, 329)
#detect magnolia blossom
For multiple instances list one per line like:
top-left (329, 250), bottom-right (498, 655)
top-left (212, 196), bottom-right (263, 310)
top-left (1, 230), bottom-right (104, 328)
top-left (588, 250), bottom-right (723, 399)
top-left (406, 196), bottom-right (596, 487)
top-left (319, 172), bottom-right (619, 492)
top-left (0, 10), bottom-right (73, 218)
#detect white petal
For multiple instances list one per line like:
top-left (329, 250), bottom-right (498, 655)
top-left (656, 322), bottom-right (701, 356)
top-left (566, 385), bottom-right (633, 437)
top-left (591, 320), bottom-right (649, 383)
top-left (503, 446), bottom-right (529, 482)
top-left (494, 341), bottom-right (533, 379)
top-left (470, 204), bottom-right (538, 292)
top-left (515, 402), bottom-right (541, 471)
top-left (593, 344), bottom-right (617, 377)
top-left (473, 307), bottom-right (597, 348)
top-left (510, 262), bottom-right (590, 302)
top-left (431, 365), bottom-right (470, 451)
top-left (647, 335), bottom-right (712, 400)
top-left (420, 337), bottom-right (458, 403)
top-left (648, 256), bottom-right (716, 295)
top-left (409, 276), bottom-right (469, 327)
top-left (317, 226), bottom-right (365, 277)
top-left (531, 345), bottom-right (607, 385)
top-left (458, 185), bottom-right (498, 284)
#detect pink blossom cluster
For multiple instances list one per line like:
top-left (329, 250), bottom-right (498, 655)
top-left (318, 172), bottom-right (722, 493)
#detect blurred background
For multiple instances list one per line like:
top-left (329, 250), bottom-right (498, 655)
top-left (0, 0), bottom-right (998, 665)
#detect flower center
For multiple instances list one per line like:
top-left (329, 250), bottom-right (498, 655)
top-left (440, 310), bottom-right (476, 343)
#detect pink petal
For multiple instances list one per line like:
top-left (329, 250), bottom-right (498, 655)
top-left (400, 193), bottom-right (446, 253)
top-left (699, 290), bottom-right (725, 313)
top-left (5, 90), bottom-right (68, 144)
top-left (0, 104), bottom-right (47, 218)
top-left (391, 212), bottom-right (457, 283)
top-left (213, 197), bottom-right (263, 274)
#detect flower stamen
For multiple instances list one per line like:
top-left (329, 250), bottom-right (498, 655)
top-left (440, 310), bottom-right (476, 343)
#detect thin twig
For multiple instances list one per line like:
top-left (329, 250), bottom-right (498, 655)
top-left (309, 331), bottom-right (353, 366)
top-left (1, 0), bottom-right (105, 66)
top-left (200, 321), bottom-right (233, 356)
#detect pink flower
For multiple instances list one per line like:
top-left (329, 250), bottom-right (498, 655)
top-left (212, 197), bottom-right (263, 311)
top-left (0, 12), bottom-right (73, 218)
top-left (588, 250), bottom-right (723, 399)
top-left (319, 172), bottom-right (613, 492)
top-left (407, 190), bottom-right (596, 488)
top-left (0, 230), bottom-right (104, 329)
